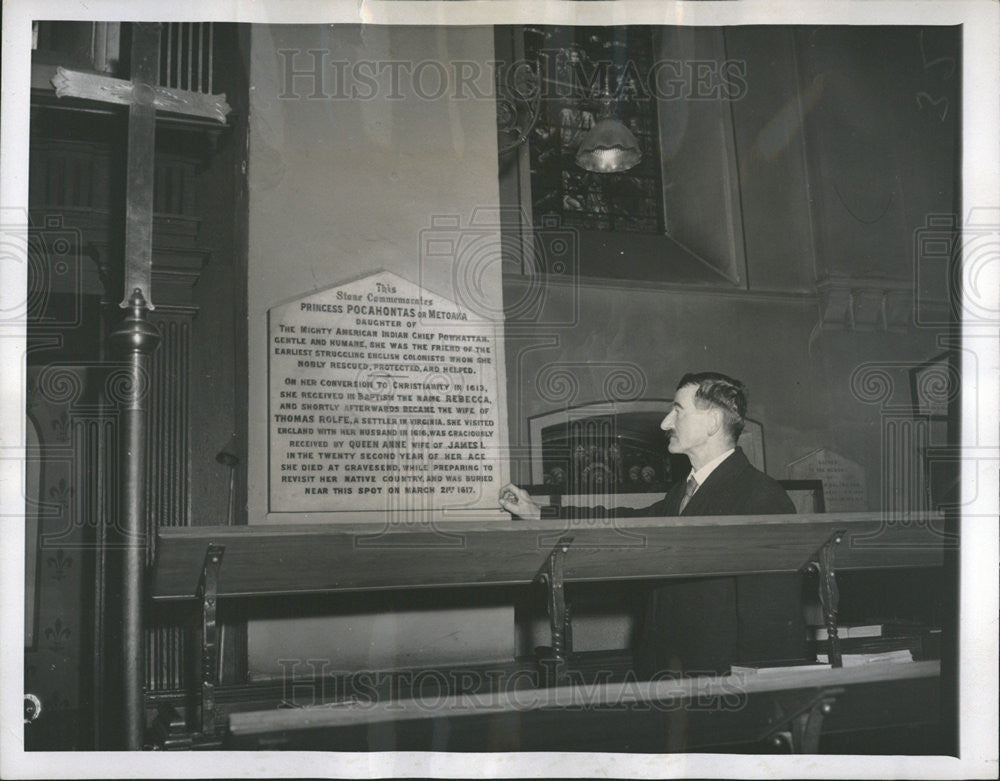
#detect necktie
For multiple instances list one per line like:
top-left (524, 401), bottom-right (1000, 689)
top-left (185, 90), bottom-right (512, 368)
top-left (678, 475), bottom-right (699, 513)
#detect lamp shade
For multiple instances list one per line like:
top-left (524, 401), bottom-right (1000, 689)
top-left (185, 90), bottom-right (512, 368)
top-left (575, 117), bottom-right (642, 173)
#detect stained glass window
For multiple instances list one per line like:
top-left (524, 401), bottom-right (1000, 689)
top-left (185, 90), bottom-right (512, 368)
top-left (524, 26), bottom-right (665, 235)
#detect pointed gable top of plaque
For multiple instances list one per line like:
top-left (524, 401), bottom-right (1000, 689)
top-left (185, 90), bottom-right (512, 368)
top-left (268, 270), bottom-right (494, 325)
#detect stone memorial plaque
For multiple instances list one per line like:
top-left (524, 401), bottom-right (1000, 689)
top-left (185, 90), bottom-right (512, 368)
top-left (268, 271), bottom-right (506, 513)
top-left (787, 448), bottom-right (868, 512)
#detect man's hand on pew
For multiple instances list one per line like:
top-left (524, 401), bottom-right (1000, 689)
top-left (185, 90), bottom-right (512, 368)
top-left (498, 483), bottom-right (543, 520)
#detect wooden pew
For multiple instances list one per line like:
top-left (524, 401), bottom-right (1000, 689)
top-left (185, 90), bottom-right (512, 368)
top-left (147, 510), bottom-right (951, 749)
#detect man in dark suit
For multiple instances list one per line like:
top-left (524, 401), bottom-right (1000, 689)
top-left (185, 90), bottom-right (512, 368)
top-left (499, 371), bottom-right (808, 676)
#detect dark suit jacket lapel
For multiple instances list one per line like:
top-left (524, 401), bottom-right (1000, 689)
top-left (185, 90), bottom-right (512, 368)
top-left (663, 481), bottom-right (685, 516)
top-left (679, 449), bottom-right (747, 516)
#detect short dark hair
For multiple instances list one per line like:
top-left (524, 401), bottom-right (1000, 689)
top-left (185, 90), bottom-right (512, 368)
top-left (677, 372), bottom-right (747, 442)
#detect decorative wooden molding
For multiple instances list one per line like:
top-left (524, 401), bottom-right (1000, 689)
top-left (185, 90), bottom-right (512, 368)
top-left (51, 66), bottom-right (231, 124)
top-left (151, 248), bottom-right (211, 313)
top-left (815, 275), bottom-right (947, 331)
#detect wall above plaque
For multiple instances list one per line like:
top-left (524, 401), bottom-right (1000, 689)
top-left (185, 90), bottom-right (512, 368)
top-left (267, 271), bottom-right (508, 516)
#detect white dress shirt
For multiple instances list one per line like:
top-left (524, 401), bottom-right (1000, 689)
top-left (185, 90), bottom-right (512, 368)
top-left (686, 448), bottom-right (736, 495)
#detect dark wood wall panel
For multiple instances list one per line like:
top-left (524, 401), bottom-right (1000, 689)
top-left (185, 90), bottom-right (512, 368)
top-left (144, 314), bottom-right (192, 692)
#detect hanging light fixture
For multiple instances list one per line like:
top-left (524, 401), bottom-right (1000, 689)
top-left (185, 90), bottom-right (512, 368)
top-left (574, 66), bottom-right (642, 173)
top-left (575, 111), bottom-right (642, 173)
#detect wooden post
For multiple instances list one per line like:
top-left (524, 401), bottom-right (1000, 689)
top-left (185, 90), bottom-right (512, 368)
top-left (109, 289), bottom-right (160, 749)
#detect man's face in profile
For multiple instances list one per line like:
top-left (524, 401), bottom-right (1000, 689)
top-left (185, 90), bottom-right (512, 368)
top-left (660, 384), bottom-right (715, 458)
